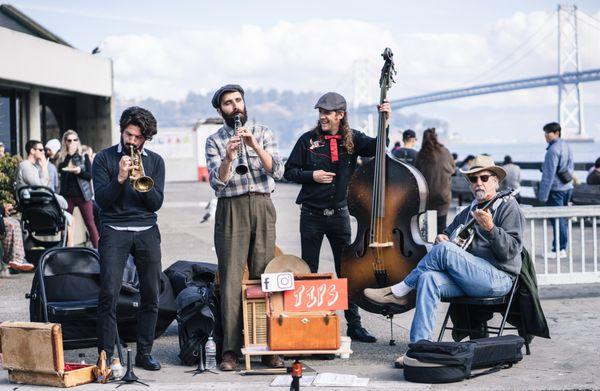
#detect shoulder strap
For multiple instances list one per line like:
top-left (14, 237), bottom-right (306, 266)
top-left (469, 363), bottom-right (513, 379)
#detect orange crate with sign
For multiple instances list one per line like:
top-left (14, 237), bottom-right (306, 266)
top-left (267, 274), bottom-right (347, 351)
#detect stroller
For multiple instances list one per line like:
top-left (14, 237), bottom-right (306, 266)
top-left (17, 186), bottom-right (67, 265)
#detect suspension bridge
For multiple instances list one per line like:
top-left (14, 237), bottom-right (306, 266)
top-left (356, 4), bottom-right (600, 142)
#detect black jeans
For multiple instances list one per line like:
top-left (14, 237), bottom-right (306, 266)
top-left (97, 226), bottom-right (162, 356)
top-left (299, 206), bottom-right (361, 328)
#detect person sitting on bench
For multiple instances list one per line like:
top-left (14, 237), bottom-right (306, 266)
top-left (364, 155), bottom-right (524, 366)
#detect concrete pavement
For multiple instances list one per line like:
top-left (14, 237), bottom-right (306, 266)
top-left (1, 181), bottom-right (599, 390)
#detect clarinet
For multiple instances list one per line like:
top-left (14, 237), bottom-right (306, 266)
top-left (233, 114), bottom-right (249, 175)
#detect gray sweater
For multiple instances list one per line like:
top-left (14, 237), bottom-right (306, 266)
top-left (444, 196), bottom-right (525, 276)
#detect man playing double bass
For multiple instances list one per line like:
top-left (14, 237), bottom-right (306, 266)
top-left (364, 155), bottom-right (524, 366)
top-left (284, 92), bottom-right (390, 343)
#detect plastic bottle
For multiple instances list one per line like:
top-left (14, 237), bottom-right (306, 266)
top-left (204, 337), bottom-right (217, 370)
top-left (79, 353), bottom-right (86, 364)
top-left (110, 358), bottom-right (125, 378)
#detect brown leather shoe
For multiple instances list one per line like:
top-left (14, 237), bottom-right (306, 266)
top-left (219, 351), bottom-right (238, 371)
top-left (261, 354), bottom-right (284, 368)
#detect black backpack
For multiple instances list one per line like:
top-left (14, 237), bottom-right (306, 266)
top-left (404, 335), bottom-right (524, 383)
top-left (176, 285), bottom-right (219, 365)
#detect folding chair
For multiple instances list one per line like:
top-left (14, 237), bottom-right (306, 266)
top-left (437, 277), bottom-right (531, 355)
top-left (27, 247), bottom-right (124, 361)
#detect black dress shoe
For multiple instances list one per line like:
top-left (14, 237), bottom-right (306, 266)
top-left (347, 326), bottom-right (377, 343)
top-left (135, 353), bottom-right (161, 371)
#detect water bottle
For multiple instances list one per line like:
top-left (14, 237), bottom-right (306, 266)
top-left (204, 337), bottom-right (217, 370)
top-left (110, 358), bottom-right (125, 378)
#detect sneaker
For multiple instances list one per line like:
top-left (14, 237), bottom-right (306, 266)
top-left (542, 249), bottom-right (567, 258)
top-left (8, 260), bottom-right (35, 272)
top-left (0, 268), bottom-right (11, 278)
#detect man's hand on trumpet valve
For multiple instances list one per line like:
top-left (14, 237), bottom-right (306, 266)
top-left (118, 155), bottom-right (133, 184)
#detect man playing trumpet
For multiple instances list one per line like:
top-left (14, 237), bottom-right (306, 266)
top-left (205, 84), bottom-right (284, 371)
top-left (93, 106), bottom-right (166, 371)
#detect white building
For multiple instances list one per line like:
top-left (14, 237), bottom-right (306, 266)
top-left (0, 4), bottom-right (114, 155)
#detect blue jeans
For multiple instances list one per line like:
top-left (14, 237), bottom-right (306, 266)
top-left (547, 189), bottom-right (572, 251)
top-left (403, 242), bottom-right (513, 342)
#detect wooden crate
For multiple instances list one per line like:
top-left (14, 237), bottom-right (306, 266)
top-left (0, 322), bottom-right (95, 388)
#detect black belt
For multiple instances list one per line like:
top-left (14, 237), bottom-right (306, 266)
top-left (301, 204), bottom-right (348, 216)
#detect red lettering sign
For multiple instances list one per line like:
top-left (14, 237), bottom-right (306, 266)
top-left (283, 279), bottom-right (348, 312)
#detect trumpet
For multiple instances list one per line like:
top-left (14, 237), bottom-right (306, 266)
top-left (129, 145), bottom-right (154, 192)
top-left (233, 114), bottom-right (249, 175)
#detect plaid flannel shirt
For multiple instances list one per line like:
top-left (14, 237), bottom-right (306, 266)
top-left (206, 123), bottom-right (284, 198)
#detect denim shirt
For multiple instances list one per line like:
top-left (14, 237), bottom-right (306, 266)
top-left (538, 138), bottom-right (573, 203)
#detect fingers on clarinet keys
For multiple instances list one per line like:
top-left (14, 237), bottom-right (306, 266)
top-left (135, 353), bottom-right (161, 371)
top-left (363, 287), bottom-right (416, 311)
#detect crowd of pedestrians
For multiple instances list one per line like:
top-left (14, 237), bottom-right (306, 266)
top-left (0, 131), bottom-right (97, 277)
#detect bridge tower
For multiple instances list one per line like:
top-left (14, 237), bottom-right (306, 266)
top-left (352, 59), bottom-right (375, 136)
top-left (557, 4), bottom-right (590, 141)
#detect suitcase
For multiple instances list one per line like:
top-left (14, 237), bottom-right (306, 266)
top-left (267, 312), bottom-right (340, 350)
top-left (0, 322), bottom-right (95, 388)
top-left (266, 273), bottom-right (340, 351)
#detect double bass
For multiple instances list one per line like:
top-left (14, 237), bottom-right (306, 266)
top-left (340, 48), bottom-right (429, 315)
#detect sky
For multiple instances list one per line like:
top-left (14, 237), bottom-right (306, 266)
top-left (6, 0), bottom-right (600, 142)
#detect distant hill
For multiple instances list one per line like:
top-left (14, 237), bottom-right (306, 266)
top-left (116, 89), bottom-right (451, 151)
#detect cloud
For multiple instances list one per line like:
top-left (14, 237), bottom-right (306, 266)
top-left (103, 10), bottom-right (600, 109)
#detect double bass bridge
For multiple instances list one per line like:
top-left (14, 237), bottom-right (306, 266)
top-left (368, 241), bottom-right (393, 248)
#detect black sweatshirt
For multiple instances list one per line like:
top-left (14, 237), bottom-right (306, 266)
top-left (284, 129), bottom-right (380, 209)
top-left (58, 154), bottom-right (92, 198)
top-left (92, 144), bottom-right (165, 227)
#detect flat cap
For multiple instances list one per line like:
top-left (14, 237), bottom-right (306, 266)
top-left (314, 92), bottom-right (347, 111)
top-left (212, 84), bottom-right (244, 109)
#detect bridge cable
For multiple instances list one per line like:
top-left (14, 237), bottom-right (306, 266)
top-left (460, 11), bottom-right (557, 86)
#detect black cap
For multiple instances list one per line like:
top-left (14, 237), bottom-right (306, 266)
top-left (314, 92), bottom-right (347, 111)
top-left (212, 84), bottom-right (244, 109)
top-left (403, 129), bottom-right (416, 139)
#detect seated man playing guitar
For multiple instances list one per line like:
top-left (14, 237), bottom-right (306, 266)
top-left (364, 155), bottom-right (524, 364)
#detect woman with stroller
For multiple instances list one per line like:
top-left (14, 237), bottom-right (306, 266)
top-left (56, 130), bottom-right (99, 248)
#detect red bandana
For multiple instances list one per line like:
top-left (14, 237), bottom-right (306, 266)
top-left (325, 134), bottom-right (342, 162)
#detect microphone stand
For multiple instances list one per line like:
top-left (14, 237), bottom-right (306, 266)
top-left (185, 341), bottom-right (219, 376)
top-left (114, 348), bottom-right (149, 388)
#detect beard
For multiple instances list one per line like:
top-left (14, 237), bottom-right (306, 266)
top-left (223, 108), bottom-right (248, 128)
top-left (474, 189), bottom-right (486, 201)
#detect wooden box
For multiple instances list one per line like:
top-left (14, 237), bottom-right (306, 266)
top-left (0, 322), bottom-right (95, 388)
top-left (267, 312), bottom-right (340, 350)
top-left (266, 273), bottom-right (341, 351)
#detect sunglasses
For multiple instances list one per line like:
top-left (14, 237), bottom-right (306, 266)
top-left (66, 138), bottom-right (79, 143)
top-left (467, 174), bottom-right (495, 183)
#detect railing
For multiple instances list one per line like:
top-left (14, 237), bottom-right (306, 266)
top-left (423, 204), bottom-right (600, 286)
top-left (522, 205), bottom-right (600, 285)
